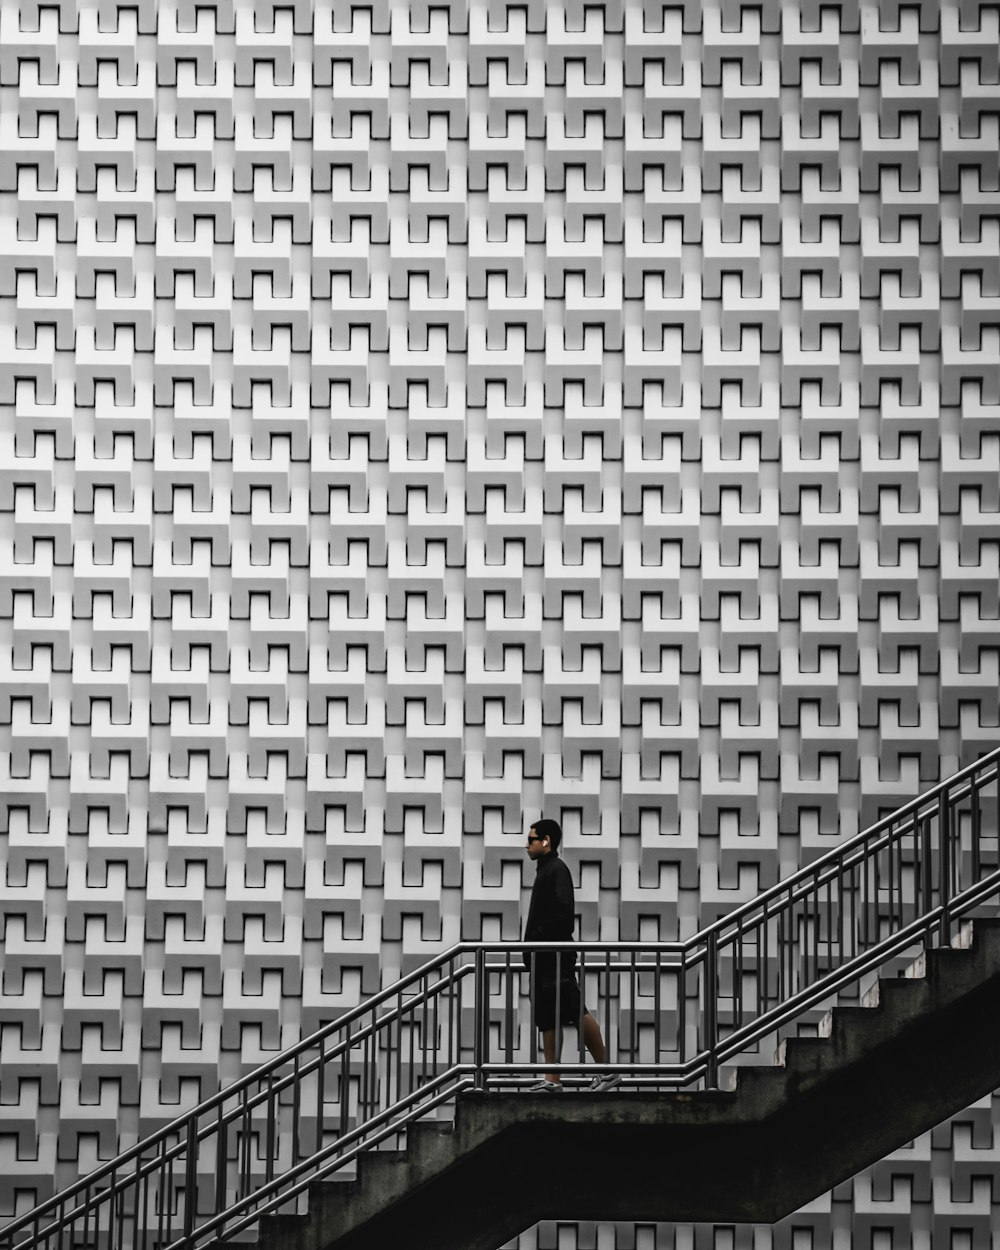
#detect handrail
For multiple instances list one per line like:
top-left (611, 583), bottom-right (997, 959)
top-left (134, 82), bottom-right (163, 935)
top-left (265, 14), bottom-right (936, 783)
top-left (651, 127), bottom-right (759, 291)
top-left (2, 747), bottom-right (998, 1250)
top-left (687, 750), bottom-right (998, 943)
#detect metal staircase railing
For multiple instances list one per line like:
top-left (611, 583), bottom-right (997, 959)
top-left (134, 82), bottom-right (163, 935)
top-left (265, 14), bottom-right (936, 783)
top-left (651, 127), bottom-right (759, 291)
top-left (2, 747), bottom-right (999, 1250)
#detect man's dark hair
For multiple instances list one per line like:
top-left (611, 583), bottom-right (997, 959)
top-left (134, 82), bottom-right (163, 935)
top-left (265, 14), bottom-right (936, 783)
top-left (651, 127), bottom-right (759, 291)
top-left (532, 817), bottom-right (562, 851)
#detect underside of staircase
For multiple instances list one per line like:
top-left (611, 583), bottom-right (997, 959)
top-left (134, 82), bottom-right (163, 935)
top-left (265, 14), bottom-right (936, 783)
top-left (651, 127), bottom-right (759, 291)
top-left (261, 920), bottom-right (1000, 1250)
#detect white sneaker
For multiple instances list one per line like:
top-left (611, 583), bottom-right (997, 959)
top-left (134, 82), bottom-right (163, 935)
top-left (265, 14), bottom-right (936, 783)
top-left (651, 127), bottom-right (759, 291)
top-left (586, 1074), bottom-right (621, 1092)
top-left (526, 1080), bottom-right (563, 1093)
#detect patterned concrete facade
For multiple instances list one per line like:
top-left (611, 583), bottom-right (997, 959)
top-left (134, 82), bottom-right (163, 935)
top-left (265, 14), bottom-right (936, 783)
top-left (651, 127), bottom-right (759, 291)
top-left (0, 0), bottom-right (999, 1243)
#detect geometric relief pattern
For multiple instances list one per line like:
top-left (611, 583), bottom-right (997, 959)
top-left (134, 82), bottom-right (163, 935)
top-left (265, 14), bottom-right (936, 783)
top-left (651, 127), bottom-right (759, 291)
top-left (1, 0), bottom-right (999, 1244)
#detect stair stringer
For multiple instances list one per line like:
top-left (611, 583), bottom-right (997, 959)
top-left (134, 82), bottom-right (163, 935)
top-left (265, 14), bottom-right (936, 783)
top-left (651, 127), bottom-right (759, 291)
top-left (259, 920), bottom-right (1000, 1250)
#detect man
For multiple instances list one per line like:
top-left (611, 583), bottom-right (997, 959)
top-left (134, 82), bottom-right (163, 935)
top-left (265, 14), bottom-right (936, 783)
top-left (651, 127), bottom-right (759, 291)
top-left (522, 817), bottom-right (620, 1092)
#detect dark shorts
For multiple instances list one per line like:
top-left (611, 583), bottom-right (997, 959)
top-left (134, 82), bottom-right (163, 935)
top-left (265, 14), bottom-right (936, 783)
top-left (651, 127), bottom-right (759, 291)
top-left (531, 973), bottom-right (589, 1032)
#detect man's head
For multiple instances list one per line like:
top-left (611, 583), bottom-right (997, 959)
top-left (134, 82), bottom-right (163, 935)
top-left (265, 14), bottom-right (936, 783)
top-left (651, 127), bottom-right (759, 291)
top-left (526, 817), bottom-right (562, 860)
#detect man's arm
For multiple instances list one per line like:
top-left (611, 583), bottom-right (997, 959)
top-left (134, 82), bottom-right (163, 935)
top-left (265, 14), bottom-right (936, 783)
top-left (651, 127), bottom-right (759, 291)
top-left (551, 859), bottom-right (575, 938)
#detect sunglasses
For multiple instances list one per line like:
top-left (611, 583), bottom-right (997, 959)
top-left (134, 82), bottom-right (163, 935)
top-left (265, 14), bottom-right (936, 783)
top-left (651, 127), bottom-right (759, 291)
top-left (526, 834), bottom-right (545, 844)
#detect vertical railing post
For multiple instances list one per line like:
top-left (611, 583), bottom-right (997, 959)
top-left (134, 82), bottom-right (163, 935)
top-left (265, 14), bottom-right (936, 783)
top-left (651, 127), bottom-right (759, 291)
top-left (577, 949), bottom-right (586, 1068)
top-left (110, 1168), bottom-right (119, 1250)
top-left (504, 951), bottom-right (514, 1066)
top-left (653, 948), bottom-right (662, 1069)
top-left (627, 948), bottom-right (636, 1068)
top-left (939, 790), bottom-right (952, 945)
top-left (603, 948), bottom-right (612, 1080)
top-left (677, 947), bottom-right (686, 1074)
top-left (316, 1039), bottom-right (326, 1157)
top-left (705, 930), bottom-right (719, 1089)
top-left (291, 1052), bottom-right (301, 1171)
top-left (340, 1032), bottom-right (350, 1140)
top-left (264, 1075), bottom-right (276, 1186)
top-left (920, 812), bottom-right (934, 949)
top-left (157, 1142), bottom-right (168, 1246)
top-left (473, 947), bottom-right (487, 1090)
top-left (139, 1158), bottom-right (150, 1250)
top-left (183, 1118), bottom-right (198, 1244)
top-left (214, 1103), bottom-right (227, 1217)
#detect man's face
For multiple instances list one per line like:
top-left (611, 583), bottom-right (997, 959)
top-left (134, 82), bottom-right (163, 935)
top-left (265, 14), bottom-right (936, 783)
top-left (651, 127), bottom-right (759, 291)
top-left (526, 826), bottom-right (550, 861)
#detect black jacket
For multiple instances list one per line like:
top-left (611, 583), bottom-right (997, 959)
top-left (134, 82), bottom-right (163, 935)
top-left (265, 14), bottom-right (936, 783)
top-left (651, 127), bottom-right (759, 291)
top-left (523, 852), bottom-right (577, 974)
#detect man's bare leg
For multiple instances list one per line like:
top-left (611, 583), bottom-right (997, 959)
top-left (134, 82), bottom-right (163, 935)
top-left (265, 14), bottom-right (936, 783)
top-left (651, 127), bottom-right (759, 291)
top-left (582, 1012), bottom-right (606, 1064)
top-left (542, 1027), bottom-right (561, 1084)
top-left (543, 1017), bottom-right (607, 1083)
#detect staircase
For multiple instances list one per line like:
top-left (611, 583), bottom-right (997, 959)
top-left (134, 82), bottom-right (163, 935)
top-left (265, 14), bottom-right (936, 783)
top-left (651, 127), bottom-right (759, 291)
top-left (2, 749), bottom-right (999, 1250)
top-left (265, 920), bottom-right (1000, 1250)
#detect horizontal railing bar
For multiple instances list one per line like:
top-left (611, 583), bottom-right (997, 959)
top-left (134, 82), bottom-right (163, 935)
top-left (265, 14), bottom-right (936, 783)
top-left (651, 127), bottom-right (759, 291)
top-left (945, 870), bottom-right (1000, 915)
top-left (479, 1062), bottom-right (701, 1075)
top-left (482, 942), bottom-right (685, 952)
